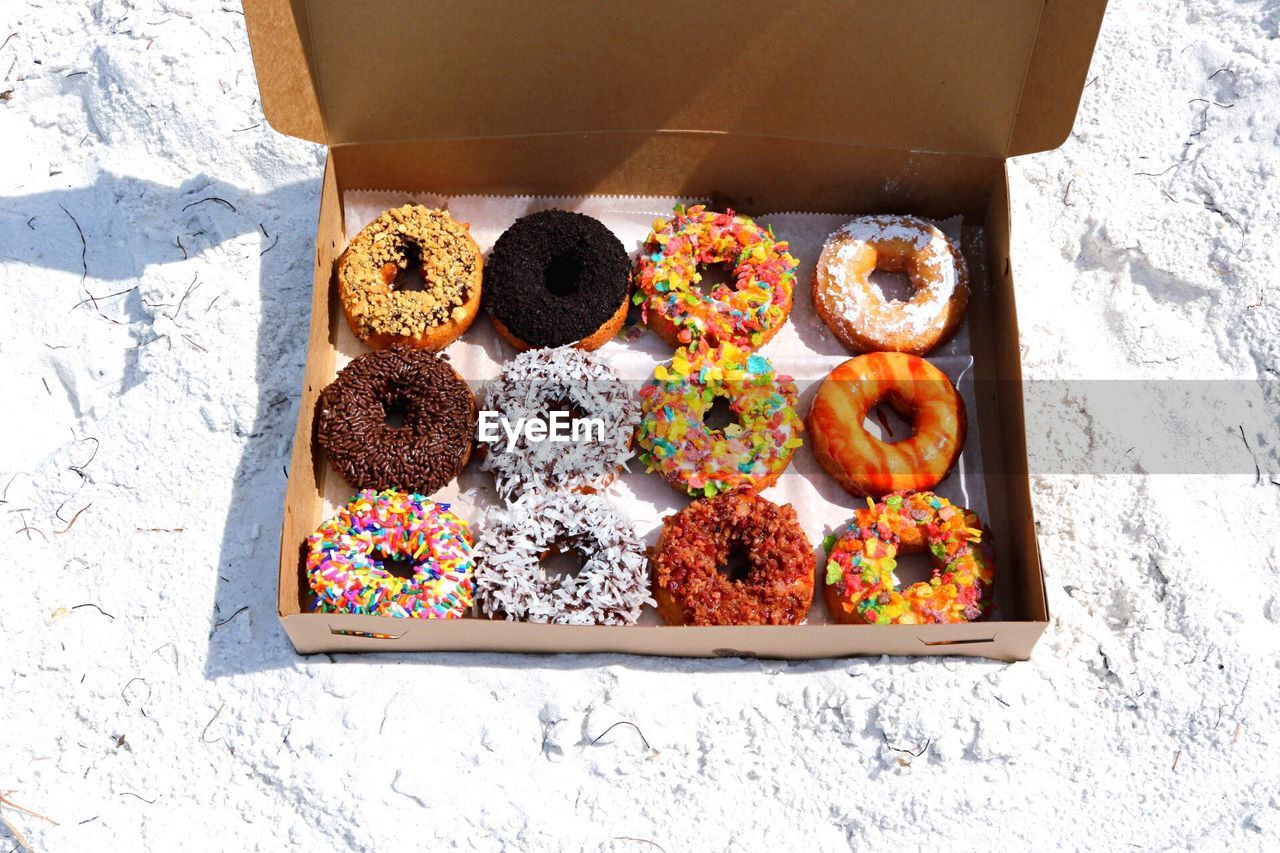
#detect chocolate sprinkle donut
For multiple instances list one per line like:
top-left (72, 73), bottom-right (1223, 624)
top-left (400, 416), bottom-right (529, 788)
top-left (315, 347), bottom-right (477, 495)
top-left (483, 209), bottom-right (630, 348)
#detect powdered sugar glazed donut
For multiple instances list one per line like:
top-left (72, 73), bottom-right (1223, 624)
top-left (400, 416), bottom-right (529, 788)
top-left (807, 352), bottom-right (965, 497)
top-left (634, 204), bottom-right (798, 349)
top-left (814, 214), bottom-right (968, 355)
top-left (474, 492), bottom-right (652, 625)
top-left (478, 346), bottom-right (638, 501)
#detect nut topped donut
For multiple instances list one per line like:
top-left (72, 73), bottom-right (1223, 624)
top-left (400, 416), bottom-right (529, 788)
top-left (483, 210), bottom-right (631, 351)
top-left (634, 204), bottom-right (798, 350)
top-left (315, 347), bottom-right (477, 495)
top-left (807, 352), bottom-right (965, 497)
top-left (823, 491), bottom-right (995, 624)
top-left (814, 214), bottom-right (968, 355)
top-left (337, 204), bottom-right (482, 350)
top-left (651, 488), bottom-right (814, 626)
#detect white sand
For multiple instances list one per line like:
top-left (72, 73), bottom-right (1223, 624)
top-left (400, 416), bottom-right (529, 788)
top-left (1, 2), bottom-right (1278, 850)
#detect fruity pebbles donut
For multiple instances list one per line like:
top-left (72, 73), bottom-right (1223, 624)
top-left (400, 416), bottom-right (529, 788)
top-left (337, 204), bottom-right (482, 350)
top-left (634, 204), bottom-right (798, 349)
top-left (637, 342), bottom-right (803, 497)
top-left (814, 214), bottom-right (968, 355)
top-left (823, 491), bottom-right (995, 625)
top-left (307, 489), bottom-right (476, 618)
top-left (474, 492), bottom-right (652, 625)
top-left (651, 488), bottom-right (814, 626)
top-left (478, 346), bottom-right (638, 501)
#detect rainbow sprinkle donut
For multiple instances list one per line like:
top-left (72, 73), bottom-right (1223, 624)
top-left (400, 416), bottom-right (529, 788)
top-left (306, 489), bottom-right (475, 618)
top-left (823, 491), bottom-right (995, 625)
top-left (637, 342), bottom-right (804, 497)
top-left (633, 204), bottom-right (798, 349)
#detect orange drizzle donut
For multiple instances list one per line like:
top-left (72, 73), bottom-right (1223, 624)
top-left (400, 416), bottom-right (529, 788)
top-left (633, 204), bottom-right (798, 350)
top-left (823, 491), bottom-right (995, 624)
top-left (814, 215), bottom-right (968, 355)
top-left (807, 352), bottom-right (965, 497)
top-left (651, 488), bottom-right (814, 626)
top-left (337, 205), bottom-right (482, 350)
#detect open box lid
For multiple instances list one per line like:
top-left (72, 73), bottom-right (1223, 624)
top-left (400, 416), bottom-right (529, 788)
top-left (243, 0), bottom-right (1106, 159)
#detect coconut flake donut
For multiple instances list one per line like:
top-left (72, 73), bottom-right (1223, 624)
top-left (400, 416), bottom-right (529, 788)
top-left (814, 214), bottom-right (968, 355)
top-left (315, 347), bottom-right (477, 495)
top-left (337, 204), bottom-right (482, 350)
top-left (478, 346), bottom-right (638, 501)
top-left (637, 342), bottom-right (804, 498)
top-left (483, 210), bottom-right (631, 351)
top-left (808, 352), bottom-right (965, 497)
top-left (474, 492), bottom-right (652, 625)
top-left (634, 204), bottom-right (798, 349)
top-left (651, 488), bottom-right (814, 626)
top-left (306, 489), bottom-right (476, 618)
top-left (823, 491), bottom-right (995, 624)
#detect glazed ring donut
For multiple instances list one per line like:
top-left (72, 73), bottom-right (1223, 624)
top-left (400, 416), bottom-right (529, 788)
top-left (823, 491), bottom-right (995, 624)
top-left (651, 488), bottom-right (814, 626)
top-left (337, 204), bottom-right (482, 350)
top-left (306, 489), bottom-right (476, 618)
top-left (634, 204), bottom-right (798, 349)
top-left (637, 342), bottom-right (804, 498)
top-left (474, 492), bottom-right (652, 625)
top-left (315, 347), bottom-right (477, 495)
top-left (814, 214), bottom-right (968, 355)
top-left (478, 346), bottom-right (638, 501)
top-left (807, 352), bottom-right (965, 497)
top-left (483, 210), bottom-right (631, 351)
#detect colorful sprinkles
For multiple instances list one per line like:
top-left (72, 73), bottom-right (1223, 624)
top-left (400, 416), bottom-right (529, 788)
top-left (637, 342), bottom-right (804, 497)
top-left (633, 204), bottom-right (798, 349)
top-left (306, 489), bottom-right (476, 618)
top-left (824, 491), bottom-right (995, 625)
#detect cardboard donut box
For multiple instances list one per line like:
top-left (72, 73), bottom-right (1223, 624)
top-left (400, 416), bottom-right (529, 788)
top-left (243, 0), bottom-right (1108, 660)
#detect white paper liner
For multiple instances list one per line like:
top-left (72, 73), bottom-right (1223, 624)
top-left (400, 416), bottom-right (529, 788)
top-left (326, 190), bottom-right (993, 625)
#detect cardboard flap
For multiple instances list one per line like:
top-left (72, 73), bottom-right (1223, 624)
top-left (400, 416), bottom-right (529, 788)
top-left (244, 0), bottom-right (1106, 157)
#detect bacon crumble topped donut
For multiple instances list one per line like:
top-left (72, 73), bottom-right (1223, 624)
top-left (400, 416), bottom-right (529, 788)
top-left (823, 491), bottom-right (995, 624)
top-left (637, 342), bottom-right (803, 497)
top-left (808, 352), bottom-right (965, 497)
top-left (475, 492), bottom-right (652, 625)
top-left (337, 204), bottom-right (482, 350)
top-left (306, 489), bottom-right (476, 618)
top-left (315, 347), bottom-right (477, 495)
top-left (478, 346), bottom-right (638, 501)
top-left (651, 488), bottom-right (814, 626)
top-left (634, 204), bottom-right (798, 349)
top-left (483, 209), bottom-right (631, 351)
top-left (814, 214), bottom-right (968, 355)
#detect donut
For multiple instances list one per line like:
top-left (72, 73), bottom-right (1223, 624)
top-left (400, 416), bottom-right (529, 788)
top-left (336, 204), bottom-right (482, 350)
top-left (823, 491), bottom-right (995, 624)
top-left (637, 342), bottom-right (804, 497)
top-left (633, 204), bottom-right (798, 349)
top-left (315, 347), bottom-right (477, 495)
top-left (474, 492), bottom-right (652, 625)
top-left (807, 352), bottom-right (965, 497)
top-left (477, 346), bottom-right (638, 501)
top-left (813, 214), bottom-right (969, 355)
top-left (483, 209), bottom-right (631, 351)
top-left (306, 489), bottom-right (475, 618)
top-left (651, 488), bottom-right (813, 626)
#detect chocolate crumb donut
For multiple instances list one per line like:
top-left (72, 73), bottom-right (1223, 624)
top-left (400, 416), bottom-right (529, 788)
top-left (483, 209), bottom-right (630, 351)
top-left (315, 347), bottom-right (477, 495)
top-left (337, 205), bottom-right (482, 351)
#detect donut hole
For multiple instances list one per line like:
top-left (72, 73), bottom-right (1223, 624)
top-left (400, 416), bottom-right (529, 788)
top-left (863, 399), bottom-right (916, 444)
top-left (383, 240), bottom-right (432, 293)
top-left (381, 397), bottom-right (412, 430)
top-left (377, 553), bottom-right (420, 581)
top-left (538, 544), bottom-right (587, 579)
top-left (693, 261), bottom-right (737, 295)
top-left (718, 540), bottom-right (754, 583)
top-left (703, 395), bottom-right (737, 432)
top-left (543, 250), bottom-right (584, 296)
top-left (891, 550), bottom-right (936, 587)
top-left (868, 267), bottom-right (916, 303)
